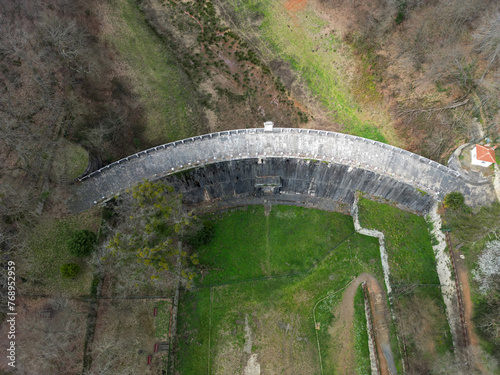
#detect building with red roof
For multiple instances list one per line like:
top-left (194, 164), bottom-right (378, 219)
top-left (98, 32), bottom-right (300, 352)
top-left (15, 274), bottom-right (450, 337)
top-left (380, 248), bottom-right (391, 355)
top-left (471, 144), bottom-right (496, 167)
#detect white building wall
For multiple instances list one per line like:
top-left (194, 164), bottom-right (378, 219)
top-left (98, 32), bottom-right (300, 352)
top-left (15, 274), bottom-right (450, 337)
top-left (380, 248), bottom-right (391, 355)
top-left (471, 147), bottom-right (493, 167)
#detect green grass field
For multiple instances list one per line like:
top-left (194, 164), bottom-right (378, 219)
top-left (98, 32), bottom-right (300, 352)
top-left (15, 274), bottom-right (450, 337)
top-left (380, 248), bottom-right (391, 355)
top-left (177, 205), bottom-right (386, 374)
top-left (358, 198), bottom-right (440, 286)
top-left (102, 0), bottom-right (205, 146)
top-left (51, 140), bottom-right (89, 180)
top-left (196, 205), bottom-right (355, 284)
top-left (219, 0), bottom-right (390, 143)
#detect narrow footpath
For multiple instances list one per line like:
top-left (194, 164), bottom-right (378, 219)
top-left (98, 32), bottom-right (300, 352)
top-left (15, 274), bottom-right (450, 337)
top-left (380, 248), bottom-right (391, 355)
top-left (328, 273), bottom-right (397, 375)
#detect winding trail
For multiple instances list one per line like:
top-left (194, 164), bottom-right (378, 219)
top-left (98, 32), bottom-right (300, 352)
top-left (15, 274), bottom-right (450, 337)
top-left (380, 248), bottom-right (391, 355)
top-left (312, 195), bottom-right (398, 375)
top-left (322, 273), bottom-right (396, 375)
top-left (455, 248), bottom-right (487, 372)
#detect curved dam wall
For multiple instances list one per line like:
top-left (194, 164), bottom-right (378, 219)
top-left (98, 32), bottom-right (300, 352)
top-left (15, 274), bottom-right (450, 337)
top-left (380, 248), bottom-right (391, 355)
top-left (68, 128), bottom-right (495, 213)
top-left (160, 158), bottom-right (435, 213)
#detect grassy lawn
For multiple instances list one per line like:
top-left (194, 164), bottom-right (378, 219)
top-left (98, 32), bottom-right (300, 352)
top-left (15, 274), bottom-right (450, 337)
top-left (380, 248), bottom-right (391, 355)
top-left (196, 205), bottom-right (355, 284)
top-left (51, 140), bottom-right (89, 180)
top-left (220, 0), bottom-right (393, 143)
top-left (155, 299), bottom-right (171, 339)
top-left (177, 205), bottom-right (386, 374)
top-left (64, 143), bottom-right (89, 179)
top-left (358, 198), bottom-right (453, 364)
top-left (310, 234), bottom-right (383, 374)
top-left (20, 208), bottom-right (102, 295)
top-left (177, 287), bottom-right (212, 374)
top-left (100, 0), bottom-right (204, 146)
top-left (358, 198), bottom-right (440, 285)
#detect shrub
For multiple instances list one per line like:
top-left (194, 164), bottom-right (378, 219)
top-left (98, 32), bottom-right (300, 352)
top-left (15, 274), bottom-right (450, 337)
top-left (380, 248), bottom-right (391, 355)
top-left (90, 275), bottom-right (100, 295)
top-left (443, 192), bottom-right (465, 210)
top-left (67, 230), bottom-right (97, 256)
top-left (395, 0), bottom-right (407, 24)
top-left (102, 207), bottom-right (115, 222)
top-left (61, 263), bottom-right (80, 279)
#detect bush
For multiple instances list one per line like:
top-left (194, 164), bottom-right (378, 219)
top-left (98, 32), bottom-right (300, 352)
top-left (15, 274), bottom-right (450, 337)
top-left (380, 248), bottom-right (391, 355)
top-left (395, 1), bottom-right (407, 25)
top-left (61, 263), bottom-right (80, 278)
top-left (90, 275), bottom-right (100, 295)
top-left (443, 192), bottom-right (465, 210)
top-left (102, 207), bottom-right (115, 222)
top-left (67, 230), bottom-right (97, 256)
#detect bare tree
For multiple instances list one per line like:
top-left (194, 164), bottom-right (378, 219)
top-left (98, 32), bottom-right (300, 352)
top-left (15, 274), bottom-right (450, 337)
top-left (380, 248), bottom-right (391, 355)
top-left (39, 17), bottom-right (85, 61)
top-left (473, 240), bottom-right (500, 294)
top-left (85, 336), bottom-right (136, 375)
top-left (432, 346), bottom-right (499, 374)
top-left (85, 111), bottom-right (127, 153)
top-left (17, 298), bottom-right (87, 375)
top-left (474, 12), bottom-right (500, 81)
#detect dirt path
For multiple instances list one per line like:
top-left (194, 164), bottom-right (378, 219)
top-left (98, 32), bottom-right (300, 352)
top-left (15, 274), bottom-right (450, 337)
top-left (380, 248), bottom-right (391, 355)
top-left (455, 256), bottom-right (479, 347)
top-left (284, 0), bottom-right (308, 12)
top-left (454, 249), bottom-right (485, 370)
top-left (328, 273), bottom-right (396, 375)
top-left (327, 279), bottom-right (359, 374)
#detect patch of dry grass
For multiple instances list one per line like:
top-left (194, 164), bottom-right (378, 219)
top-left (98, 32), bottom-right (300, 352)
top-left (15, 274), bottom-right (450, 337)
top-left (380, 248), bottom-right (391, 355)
top-left (18, 208), bottom-right (102, 296)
